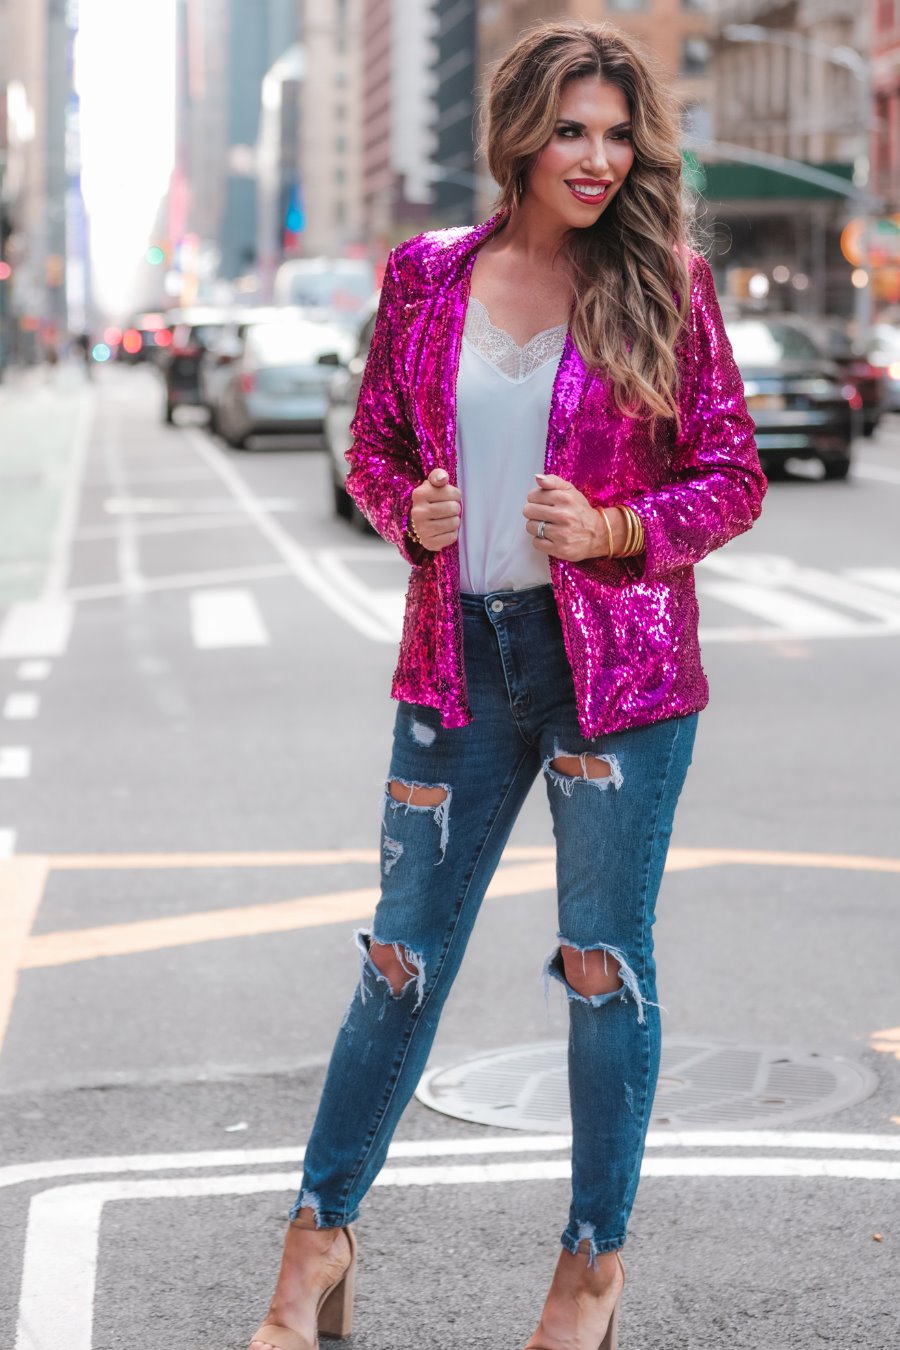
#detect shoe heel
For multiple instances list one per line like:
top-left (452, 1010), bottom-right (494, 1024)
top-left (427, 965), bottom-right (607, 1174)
top-left (598, 1296), bottom-right (620, 1350)
top-left (317, 1229), bottom-right (357, 1340)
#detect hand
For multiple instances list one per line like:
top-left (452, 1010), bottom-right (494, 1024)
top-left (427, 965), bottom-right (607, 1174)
top-left (409, 467), bottom-right (462, 552)
top-left (524, 474), bottom-right (624, 561)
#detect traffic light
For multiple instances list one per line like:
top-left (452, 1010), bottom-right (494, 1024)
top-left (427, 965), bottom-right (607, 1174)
top-left (145, 244), bottom-right (166, 266)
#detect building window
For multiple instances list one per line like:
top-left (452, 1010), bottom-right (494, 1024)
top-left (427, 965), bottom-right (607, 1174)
top-left (681, 102), bottom-right (711, 140)
top-left (681, 37), bottom-right (710, 75)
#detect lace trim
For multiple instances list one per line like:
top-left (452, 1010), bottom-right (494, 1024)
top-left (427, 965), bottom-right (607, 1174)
top-left (463, 296), bottom-right (567, 383)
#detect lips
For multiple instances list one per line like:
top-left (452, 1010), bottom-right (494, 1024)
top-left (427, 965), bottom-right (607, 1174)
top-left (565, 179), bottom-right (612, 204)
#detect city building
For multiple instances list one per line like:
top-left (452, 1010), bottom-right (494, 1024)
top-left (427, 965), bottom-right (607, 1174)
top-left (362, 0), bottom-right (438, 247)
top-left (433, 0), bottom-right (478, 224)
top-left (294, 0), bottom-right (364, 256)
top-left (709, 0), bottom-right (872, 317)
top-left (170, 0), bottom-right (297, 302)
top-left (0, 0), bottom-right (82, 351)
top-left (873, 0), bottom-right (900, 212)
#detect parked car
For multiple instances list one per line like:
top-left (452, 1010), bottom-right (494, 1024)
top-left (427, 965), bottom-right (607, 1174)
top-left (216, 317), bottom-right (354, 448)
top-left (725, 316), bottom-right (856, 480)
top-left (324, 296), bottom-right (379, 523)
top-left (867, 324), bottom-right (900, 413)
top-left (198, 307), bottom-right (283, 434)
top-left (161, 307), bottom-right (229, 423)
top-left (273, 257), bottom-right (376, 322)
top-left (788, 317), bottom-right (884, 436)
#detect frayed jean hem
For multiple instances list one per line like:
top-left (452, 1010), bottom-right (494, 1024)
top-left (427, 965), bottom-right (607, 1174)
top-left (561, 1223), bottom-right (626, 1262)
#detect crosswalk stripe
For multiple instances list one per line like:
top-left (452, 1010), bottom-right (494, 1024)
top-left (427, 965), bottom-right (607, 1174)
top-left (189, 588), bottom-right (270, 650)
top-left (3, 693), bottom-right (40, 720)
top-left (0, 748), bottom-right (31, 779)
top-left (845, 567), bottom-right (900, 597)
top-left (0, 601), bottom-right (73, 660)
top-left (695, 580), bottom-right (860, 635)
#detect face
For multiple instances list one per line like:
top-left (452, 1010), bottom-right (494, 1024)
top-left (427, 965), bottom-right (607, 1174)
top-left (524, 76), bottom-right (635, 229)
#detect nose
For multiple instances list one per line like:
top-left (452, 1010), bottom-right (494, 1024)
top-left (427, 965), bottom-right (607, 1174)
top-left (581, 138), bottom-right (611, 176)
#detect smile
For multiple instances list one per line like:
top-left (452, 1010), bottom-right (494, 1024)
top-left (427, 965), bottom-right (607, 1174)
top-left (565, 180), bottom-right (612, 204)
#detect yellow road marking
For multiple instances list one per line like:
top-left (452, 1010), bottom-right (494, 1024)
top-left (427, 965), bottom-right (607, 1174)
top-left (0, 857), bottom-right (50, 1051)
top-left (3, 843), bottom-right (900, 1065)
top-left (870, 1027), bottom-right (900, 1061)
top-left (20, 861), bottom-right (559, 970)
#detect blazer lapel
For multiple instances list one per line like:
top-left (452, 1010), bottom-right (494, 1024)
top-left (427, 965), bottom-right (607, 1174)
top-left (406, 213), bottom-right (509, 484)
top-left (545, 335), bottom-right (592, 479)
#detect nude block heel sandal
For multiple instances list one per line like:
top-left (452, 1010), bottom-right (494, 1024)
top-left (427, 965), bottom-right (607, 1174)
top-left (317, 1226), bottom-right (357, 1339)
top-left (250, 1226), bottom-right (357, 1350)
top-left (598, 1253), bottom-right (625, 1350)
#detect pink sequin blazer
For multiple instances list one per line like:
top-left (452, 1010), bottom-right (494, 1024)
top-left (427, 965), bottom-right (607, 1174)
top-left (346, 214), bottom-right (766, 735)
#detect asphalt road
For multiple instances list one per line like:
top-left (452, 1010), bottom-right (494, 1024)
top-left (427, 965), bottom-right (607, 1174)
top-left (0, 363), bottom-right (898, 1349)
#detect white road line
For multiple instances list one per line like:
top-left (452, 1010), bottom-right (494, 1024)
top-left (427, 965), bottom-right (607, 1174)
top-left (697, 580), bottom-right (862, 635)
top-left (74, 512), bottom-right (282, 541)
top-left (64, 562), bottom-right (290, 603)
top-left (189, 588), bottom-right (270, 650)
top-left (845, 566), bottom-right (900, 596)
top-left (3, 1130), bottom-right (899, 1193)
top-left (42, 390), bottom-right (95, 598)
top-left (103, 495), bottom-right (297, 515)
top-left (3, 693), bottom-right (40, 721)
top-left (183, 428), bottom-right (396, 641)
top-left (0, 748), bottom-right (31, 779)
top-left (315, 550), bottom-right (403, 641)
top-left (16, 661), bottom-right (51, 681)
top-left (15, 1154), bottom-right (900, 1350)
top-left (0, 829), bottom-right (16, 857)
top-left (0, 600), bottom-right (73, 660)
top-left (853, 463), bottom-right (900, 485)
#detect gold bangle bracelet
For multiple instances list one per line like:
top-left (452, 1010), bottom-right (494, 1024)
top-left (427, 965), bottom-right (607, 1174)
top-left (407, 512), bottom-right (423, 547)
top-left (598, 507), bottom-right (614, 559)
top-left (622, 506), bottom-right (636, 558)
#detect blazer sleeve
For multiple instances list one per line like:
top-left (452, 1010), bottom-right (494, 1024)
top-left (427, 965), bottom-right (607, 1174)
top-left (345, 249), bottom-right (428, 565)
top-left (624, 255), bottom-right (766, 583)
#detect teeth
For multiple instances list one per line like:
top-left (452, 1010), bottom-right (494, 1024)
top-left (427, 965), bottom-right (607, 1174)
top-left (570, 184), bottom-right (607, 197)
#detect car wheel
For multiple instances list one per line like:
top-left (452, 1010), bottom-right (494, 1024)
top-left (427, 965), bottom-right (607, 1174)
top-left (164, 401), bottom-right (175, 425)
top-left (224, 424), bottom-right (246, 449)
top-left (332, 474), bottom-right (354, 521)
top-left (762, 458), bottom-right (788, 481)
top-left (822, 457), bottom-right (851, 481)
top-left (207, 407), bottom-right (220, 437)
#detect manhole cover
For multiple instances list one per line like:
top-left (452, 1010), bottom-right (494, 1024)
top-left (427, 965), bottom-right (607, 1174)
top-left (415, 1038), bottom-right (877, 1131)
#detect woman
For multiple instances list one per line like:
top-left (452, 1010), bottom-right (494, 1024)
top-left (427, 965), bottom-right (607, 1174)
top-left (250, 20), bottom-right (764, 1350)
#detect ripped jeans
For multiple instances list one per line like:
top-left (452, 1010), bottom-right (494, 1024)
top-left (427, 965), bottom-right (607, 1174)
top-left (294, 584), bottom-right (697, 1255)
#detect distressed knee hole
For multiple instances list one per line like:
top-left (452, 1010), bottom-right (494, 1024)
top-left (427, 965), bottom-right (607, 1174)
top-left (388, 779), bottom-right (447, 807)
top-left (353, 930), bottom-right (427, 1010)
top-left (544, 749), bottom-right (623, 794)
top-left (543, 940), bottom-right (655, 1025)
top-left (552, 755), bottom-right (612, 781)
top-left (369, 939), bottom-right (421, 995)
top-left (561, 944), bottom-right (622, 998)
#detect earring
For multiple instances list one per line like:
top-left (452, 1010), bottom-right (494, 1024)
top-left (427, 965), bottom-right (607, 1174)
top-left (514, 172), bottom-right (525, 206)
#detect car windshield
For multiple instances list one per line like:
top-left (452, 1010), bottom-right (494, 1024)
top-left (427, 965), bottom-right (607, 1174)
top-left (726, 321), bottom-right (820, 365)
top-left (282, 266), bottom-right (374, 314)
top-left (246, 322), bottom-right (349, 365)
top-left (870, 325), bottom-right (900, 357)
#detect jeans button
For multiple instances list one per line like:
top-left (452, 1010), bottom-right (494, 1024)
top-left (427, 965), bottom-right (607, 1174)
top-left (490, 599), bottom-right (504, 613)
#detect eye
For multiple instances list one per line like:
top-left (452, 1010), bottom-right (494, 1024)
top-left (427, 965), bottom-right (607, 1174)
top-left (555, 125), bottom-right (581, 139)
top-left (609, 130), bottom-right (633, 142)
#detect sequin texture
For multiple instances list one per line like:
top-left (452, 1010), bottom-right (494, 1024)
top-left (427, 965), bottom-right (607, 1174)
top-left (345, 213), bottom-right (766, 736)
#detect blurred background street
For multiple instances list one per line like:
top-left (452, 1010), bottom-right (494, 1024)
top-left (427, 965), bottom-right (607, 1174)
top-left (1, 1), bottom-right (899, 1348)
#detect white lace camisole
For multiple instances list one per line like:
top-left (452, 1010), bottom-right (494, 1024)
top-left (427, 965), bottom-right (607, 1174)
top-left (456, 297), bottom-right (568, 595)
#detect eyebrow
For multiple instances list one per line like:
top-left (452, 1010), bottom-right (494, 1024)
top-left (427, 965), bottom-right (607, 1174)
top-left (555, 118), bottom-right (632, 133)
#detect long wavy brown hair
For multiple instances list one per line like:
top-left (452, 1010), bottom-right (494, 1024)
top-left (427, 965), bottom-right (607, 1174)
top-left (483, 21), bottom-right (695, 424)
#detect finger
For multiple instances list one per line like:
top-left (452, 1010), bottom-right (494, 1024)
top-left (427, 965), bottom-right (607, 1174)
top-left (525, 487), bottom-right (571, 507)
top-left (428, 467), bottom-right (450, 488)
top-left (534, 473), bottom-right (571, 491)
top-left (522, 502), bottom-right (564, 521)
top-left (414, 500), bottom-right (461, 522)
top-left (416, 482), bottom-right (462, 504)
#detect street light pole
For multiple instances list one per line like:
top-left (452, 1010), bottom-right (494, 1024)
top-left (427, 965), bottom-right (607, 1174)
top-left (721, 23), bottom-right (876, 345)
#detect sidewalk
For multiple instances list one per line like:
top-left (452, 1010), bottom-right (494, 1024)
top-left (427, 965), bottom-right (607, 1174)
top-left (0, 363), bottom-right (94, 607)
